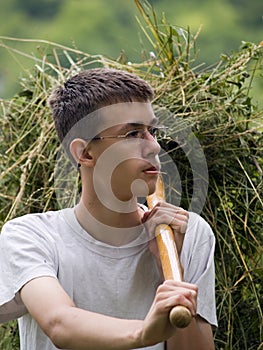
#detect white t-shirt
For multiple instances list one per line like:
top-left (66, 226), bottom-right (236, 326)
top-left (0, 208), bottom-right (217, 350)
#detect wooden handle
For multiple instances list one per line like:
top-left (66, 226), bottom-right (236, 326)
top-left (154, 224), bottom-right (192, 328)
top-left (147, 176), bottom-right (192, 328)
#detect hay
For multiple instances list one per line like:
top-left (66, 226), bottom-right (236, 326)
top-left (0, 1), bottom-right (262, 348)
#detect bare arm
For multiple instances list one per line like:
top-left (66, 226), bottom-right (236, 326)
top-left (167, 316), bottom-right (215, 350)
top-left (20, 276), bottom-right (142, 349)
top-left (20, 276), bottom-right (197, 349)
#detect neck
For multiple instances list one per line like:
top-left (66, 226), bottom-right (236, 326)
top-left (74, 194), bottom-right (145, 246)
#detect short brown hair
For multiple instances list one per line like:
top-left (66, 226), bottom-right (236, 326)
top-left (48, 68), bottom-right (154, 143)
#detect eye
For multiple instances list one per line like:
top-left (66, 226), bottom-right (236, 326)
top-left (148, 127), bottom-right (158, 137)
top-left (150, 126), bottom-right (167, 138)
top-left (125, 130), bottom-right (143, 138)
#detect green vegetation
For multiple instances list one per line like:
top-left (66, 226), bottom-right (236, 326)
top-left (0, 1), bottom-right (262, 349)
top-left (0, 0), bottom-right (262, 98)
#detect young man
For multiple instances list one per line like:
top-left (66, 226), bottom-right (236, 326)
top-left (0, 68), bottom-right (217, 349)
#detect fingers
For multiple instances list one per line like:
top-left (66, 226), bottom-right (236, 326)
top-left (141, 280), bottom-right (197, 346)
top-left (144, 202), bottom-right (188, 228)
top-left (142, 202), bottom-right (189, 238)
top-left (155, 280), bottom-right (198, 318)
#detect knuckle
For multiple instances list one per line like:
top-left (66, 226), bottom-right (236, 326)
top-left (154, 201), bottom-right (164, 209)
top-left (185, 290), bottom-right (193, 299)
top-left (156, 284), bottom-right (166, 294)
top-left (175, 294), bottom-right (186, 305)
top-left (192, 284), bottom-right (198, 292)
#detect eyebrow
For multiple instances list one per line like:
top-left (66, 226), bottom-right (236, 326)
top-left (118, 118), bottom-right (159, 132)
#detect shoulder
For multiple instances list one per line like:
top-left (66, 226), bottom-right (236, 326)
top-left (187, 212), bottom-right (214, 239)
top-left (181, 212), bottom-right (216, 283)
top-left (182, 212), bottom-right (215, 256)
top-left (2, 208), bottom-right (71, 228)
top-left (1, 208), bottom-right (73, 241)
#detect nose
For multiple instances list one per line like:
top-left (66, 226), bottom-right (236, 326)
top-left (142, 132), bottom-right (161, 157)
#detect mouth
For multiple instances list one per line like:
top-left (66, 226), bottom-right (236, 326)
top-left (143, 165), bottom-right (160, 175)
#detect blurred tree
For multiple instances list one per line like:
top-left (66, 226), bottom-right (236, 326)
top-left (14, 0), bottom-right (63, 19)
top-left (0, 0), bottom-right (262, 99)
top-left (229, 0), bottom-right (263, 27)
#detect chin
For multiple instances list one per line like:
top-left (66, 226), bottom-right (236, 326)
top-left (147, 181), bottom-right (157, 196)
top-left (130, 175), bottom-right (158, 198)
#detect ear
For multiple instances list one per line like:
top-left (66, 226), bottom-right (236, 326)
top-left (70, 138), bottom-right (94, 167)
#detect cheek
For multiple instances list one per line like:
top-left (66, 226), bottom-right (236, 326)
top-left (109, 160), bottom-right (137, 200)
top-left (97, 142), bottom-right (142, 164)
top-left (110, 143), bottom-right (142, 175)
top-left (111, 160), bottom-right (150, 198)
top-left (111, 160), bottom-right (141, 194)
top-left (112, 159), bottom-right (139, 178)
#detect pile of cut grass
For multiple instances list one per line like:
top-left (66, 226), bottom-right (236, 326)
top-left (0, 1), bottom-right (262, 348)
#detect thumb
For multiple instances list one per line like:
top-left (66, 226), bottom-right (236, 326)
top-left (141, 210), bottom-right (151, 223)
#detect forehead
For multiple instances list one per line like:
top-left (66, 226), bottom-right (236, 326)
top-left (63, 102), bottom-right (157, 147)
top-left (98, 102), bottom-right (157, 131)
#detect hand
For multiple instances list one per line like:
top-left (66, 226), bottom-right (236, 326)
top-left (142, 202), bottom-right (189, 259)
top-left (140, 280), bottom-right (197, 347)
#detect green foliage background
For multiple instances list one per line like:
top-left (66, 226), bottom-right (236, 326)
top-left (0, 0), bottom-right (262, 99)
top-left (0, 1), bottom-right (262, 349)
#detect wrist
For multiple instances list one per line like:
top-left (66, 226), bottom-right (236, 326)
top-left (127, 320), bottom-right (144, 349)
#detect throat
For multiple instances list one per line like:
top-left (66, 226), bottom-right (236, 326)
top-left (74, 200), bottom-right (145, 246)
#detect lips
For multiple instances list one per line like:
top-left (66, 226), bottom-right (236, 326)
top-left (143, 165), bottom-right (160, 175)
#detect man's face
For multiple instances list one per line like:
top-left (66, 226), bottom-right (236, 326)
top-left (90, 102), bottom-right (161, 203)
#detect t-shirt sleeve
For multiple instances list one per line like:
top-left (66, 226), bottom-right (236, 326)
top-left (180, 212), bottom-right (217, 327)
top-left (0, 215), bottom-right (58, 323)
